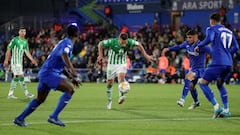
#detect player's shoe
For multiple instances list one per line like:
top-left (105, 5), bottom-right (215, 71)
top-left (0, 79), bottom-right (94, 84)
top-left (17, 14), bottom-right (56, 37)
top-left (8, 94), bottom-right (18, 99)
top-left (106, 100), bottom-right (112, 110)
top-left (25, 93), bottom-right (34, 98)
top-left (188, 102), bottom-right (200, 110)
top-left (48, 116), bottom-right (65, 127)
top-left (212, 107), bottom-right (223, 119)
top-left (219, 111), bottom-right (231, 118)
top-left (13, 118), bottom-right (28, 127)
top-left (177, 99), bottom-right (184, 107)
top-left (118, 96), bottom-right (126, 104)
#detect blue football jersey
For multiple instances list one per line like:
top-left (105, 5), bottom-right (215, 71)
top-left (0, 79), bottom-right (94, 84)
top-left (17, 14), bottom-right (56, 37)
top-left (169, 40), bottom-right (210, 70)
top-left (198, 24), bottom-right (239, 66)
top-left (39, 38), bottom-right (73, 76)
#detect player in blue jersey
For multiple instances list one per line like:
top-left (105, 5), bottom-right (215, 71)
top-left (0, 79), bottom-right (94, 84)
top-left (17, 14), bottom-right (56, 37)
top-left (194, 13), bottom-right (239, 118)
top-left (13, 24), bottom-right (81, 127)
top-left (162, 29), bottom-right (210, 109)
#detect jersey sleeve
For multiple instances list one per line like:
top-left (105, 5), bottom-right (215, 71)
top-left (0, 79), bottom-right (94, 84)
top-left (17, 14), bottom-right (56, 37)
top-left (101, 39), bottom-right (113, 48)
top-left (24, 40), bottom-right (30, 51)
top-left (198, 27), bottom-right (214, 47)
top-left (127, 39), bottom-right (139, 47)
top-left (7, 38), bottom-right (16, 50)
top-left (169, 41), bottom-right (187, 51)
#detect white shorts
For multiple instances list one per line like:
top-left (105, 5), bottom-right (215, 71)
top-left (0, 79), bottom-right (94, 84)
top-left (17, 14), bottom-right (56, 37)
top-left (11, 64), bottom-right (24, 75)
top-left (107, 64), bottom-right (127, 80)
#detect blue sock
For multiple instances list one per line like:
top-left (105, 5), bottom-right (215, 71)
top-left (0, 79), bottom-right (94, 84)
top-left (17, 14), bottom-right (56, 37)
top-left (17, 99), bottom-right (40, 120)
top-left (199, 83), bottom-right (218, 106)
top-left (181, 79), bottom-right (190, 100)
top-left (217, 84), bottom-right (228, 109)
top-left (50, 92), bottom-right (72, 118)
top-left (190, 88), bottom-right (199, 103)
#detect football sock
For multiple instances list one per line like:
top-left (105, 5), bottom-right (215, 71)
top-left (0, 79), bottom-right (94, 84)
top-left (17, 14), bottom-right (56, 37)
top-left (190, 88), bottom-right (199, 103)
top-left (19, 77), bottom-right (28, 94)
top-left (17, 99), bottom-right (40, 120)
top-left (199, 83), bottom-right (218, 106)
top-left (106, 85), bottom-right (112, 101)
top-left (217, 84), bottom-right (228, 110)
top-left (8, 78), bottom-right (18, 95)
top-left (50, 92), bottom-right (72, 118)
top-left (181, 79), bottom-right (190, 100)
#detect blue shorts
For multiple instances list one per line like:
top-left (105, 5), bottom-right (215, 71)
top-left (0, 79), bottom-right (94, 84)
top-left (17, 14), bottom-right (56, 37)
top-left (190, 68), bottom-right (205, 84)
top-left (37, 72), bottom-right (64, 93)
top-left (202, 65), bottom-right (231, 82)
top-left (159, 69), bottom-right (166, 73)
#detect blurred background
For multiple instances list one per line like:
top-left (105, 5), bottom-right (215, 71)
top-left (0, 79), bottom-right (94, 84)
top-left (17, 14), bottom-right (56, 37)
top-left (0, 0), bottom-right (239, 84)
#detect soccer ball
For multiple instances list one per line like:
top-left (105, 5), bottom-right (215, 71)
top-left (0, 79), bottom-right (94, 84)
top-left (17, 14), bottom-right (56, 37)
top-left (118, 81), bottom-right (130, 93)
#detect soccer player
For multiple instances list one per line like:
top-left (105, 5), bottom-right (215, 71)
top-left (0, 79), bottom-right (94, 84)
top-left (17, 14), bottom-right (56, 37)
top-left (162, 29), bottom-right (210, 109)
top-left (13, 24), bottom-right (81, 127)
top-left (4, 27), bottom-right (37, 99)
top-left (97, 33), bottom-right (153, 109)
top-left (194, 13), bottom-right (239, 118)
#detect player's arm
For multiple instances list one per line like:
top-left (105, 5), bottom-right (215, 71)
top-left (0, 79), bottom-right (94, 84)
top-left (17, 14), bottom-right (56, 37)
top-left (63, 66), bottom-right (81, 87)
top-left (136, 41), bottom-right (153, 62)
top-left (25, 51), bottom-right (37, 65)
top-left (4, 48), bottom-right (11, 66)
top-left (197, 28), bottom-right (214, 48)
top-left (230, 35), bottom-right (239, 54)
top-left (162, 42), bottom-right (185, 56)
top-left (97, 41), bottom-right (104, 62)
top-left (62, 52), bottom-right (77, 77)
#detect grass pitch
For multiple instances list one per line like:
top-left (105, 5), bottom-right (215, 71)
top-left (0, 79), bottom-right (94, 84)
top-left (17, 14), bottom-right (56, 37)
top-left (0, 82), bottom-right (239, 135)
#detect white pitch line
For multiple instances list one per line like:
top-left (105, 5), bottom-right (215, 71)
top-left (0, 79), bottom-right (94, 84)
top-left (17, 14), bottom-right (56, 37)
top-left (1, 117), bottom-right (240, 126)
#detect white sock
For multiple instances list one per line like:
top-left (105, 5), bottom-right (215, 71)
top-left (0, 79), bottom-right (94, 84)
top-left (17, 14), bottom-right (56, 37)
top-left (213, 103), bottom-right (219, 110)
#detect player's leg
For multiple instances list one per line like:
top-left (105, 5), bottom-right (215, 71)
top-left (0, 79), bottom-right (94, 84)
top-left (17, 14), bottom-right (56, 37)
top-left (118, 72), bottom-right (127, 104)
top-left (106, 64), bottom-right (116, 109)
top-left (48, 78), bottom-right (75, 126)
top-left (8, 75), bottom-right (18, 98)
top-left (106, 79), bottom-right (114, 109)
top-left (14, 81), bottom-right (50, 127)
top-left (18, 74), bottom-right (34, 98)
top-left (177, 71), bottom-right (193, 107)
top-left (217, 66), bottom-right (231, 117)
top-left (199, 66), bottom-right (222, 118)
top-left (188, 82), bottom-right (200, 109)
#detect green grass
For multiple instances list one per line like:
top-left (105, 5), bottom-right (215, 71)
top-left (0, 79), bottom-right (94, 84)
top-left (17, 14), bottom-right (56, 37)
top-left (0, 82), bottom-right (240, 135)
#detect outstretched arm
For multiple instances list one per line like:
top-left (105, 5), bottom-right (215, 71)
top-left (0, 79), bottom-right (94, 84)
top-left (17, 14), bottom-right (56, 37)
top-left (137, 42), bottom-right (153, 62)
top-left (25, 51), bottom-right (37, 65)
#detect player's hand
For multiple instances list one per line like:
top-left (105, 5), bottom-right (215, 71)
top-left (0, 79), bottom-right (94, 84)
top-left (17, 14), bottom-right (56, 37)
top-left (3, 60), bottom-right (9, 67)
top-left (97, 56), bottom-right (104, 64)
top-left (161, 48), bottom-right (169, 56)
top-left (194, 46), bottom-right (200, 56)
top-left (194, 46), bottom-right (199, 53)
top-left (145, 55), bottom-right (154, 63)
top-left (71, 77), bottom-right (82, 88)
top-left (31, 59), bottom-right (37, 65)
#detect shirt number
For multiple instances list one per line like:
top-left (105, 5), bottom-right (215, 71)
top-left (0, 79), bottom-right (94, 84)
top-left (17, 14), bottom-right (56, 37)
top-left (221, 32), bottom-right (232, 49)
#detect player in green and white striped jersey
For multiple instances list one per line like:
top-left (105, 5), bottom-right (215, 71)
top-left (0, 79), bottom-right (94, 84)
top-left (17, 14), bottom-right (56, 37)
top-left (97, 33), bottom-right (153, 109)
top-left (4, 27), bottom-right (37, 99)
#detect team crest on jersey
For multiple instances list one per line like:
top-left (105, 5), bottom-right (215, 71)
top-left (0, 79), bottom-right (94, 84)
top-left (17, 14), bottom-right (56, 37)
top-left (118, 49), bottom-right (125, 54)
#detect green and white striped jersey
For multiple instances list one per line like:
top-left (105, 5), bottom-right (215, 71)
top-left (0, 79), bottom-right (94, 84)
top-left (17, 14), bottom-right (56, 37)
top-left (8, 36), bottom-right (29, 65)
top-left (101, 38), bottom-right (139, 64)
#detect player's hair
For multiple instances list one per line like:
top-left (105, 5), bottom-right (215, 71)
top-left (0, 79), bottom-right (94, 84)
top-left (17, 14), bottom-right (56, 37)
top-left (186, 29), bottom-right (198, 36)
top-left (210, 13), bottom-right (221, 22)
top-left (67, 25), bottom-right (78, 37)
top-left (19, 26), bottom-right (26, 30)
top-left (119, 33), bottom-right (128, 40)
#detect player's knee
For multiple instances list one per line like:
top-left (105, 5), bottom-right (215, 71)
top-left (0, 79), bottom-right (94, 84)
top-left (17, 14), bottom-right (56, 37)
top-left (216, 80), bottom-right (223, 88)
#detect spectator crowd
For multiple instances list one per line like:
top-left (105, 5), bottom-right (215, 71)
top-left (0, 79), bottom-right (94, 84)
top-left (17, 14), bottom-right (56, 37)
top-left (0, 19), bottom-right (240, 84)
